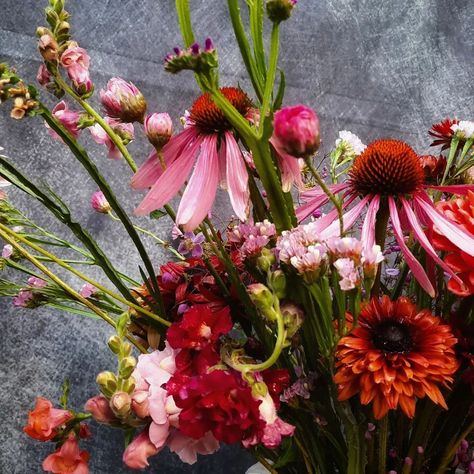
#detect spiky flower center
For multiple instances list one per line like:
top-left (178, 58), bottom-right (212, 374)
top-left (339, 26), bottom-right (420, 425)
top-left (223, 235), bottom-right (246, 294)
top-left (190, 87), bottom-right (252, 133)
top-left (349, 139), bottom-right (424, 196)
top-left (373, 320), bottom-right (413, 353)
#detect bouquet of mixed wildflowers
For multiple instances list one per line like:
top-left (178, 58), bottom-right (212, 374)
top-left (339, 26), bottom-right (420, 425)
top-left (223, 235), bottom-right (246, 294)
top-left (2, 0), bottom-right (474, 472)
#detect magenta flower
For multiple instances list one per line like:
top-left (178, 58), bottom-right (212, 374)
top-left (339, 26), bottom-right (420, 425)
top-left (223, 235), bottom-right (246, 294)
top-left (13, 289), bottom-right (33, 307)
top-left (46, 101), bottom-right (81, 141)
top-left (298, 139), bottom-right (474, 297)
top-left (89, 117), bottom-right (134, 159)
top-left (272, 105), bottom-right (320, 158)
top-left (100, 77), bottom-right (146, 123)
top-left (144, 113), bottom-right (173, 148)
top-left (79, 283), bottom-right (98, 298)
top-left (90, 191), bottom-right (111, 214)
top-left (177, 232), bottom-right (205, 258)
top-left (2, 244), bottom-right (13, 258)
top-left (60, 46), bottom-right (92, 93)
top-left (132, 87), bottom-right (252, 230)
top-left (27, 276), bottom-right (47, 288)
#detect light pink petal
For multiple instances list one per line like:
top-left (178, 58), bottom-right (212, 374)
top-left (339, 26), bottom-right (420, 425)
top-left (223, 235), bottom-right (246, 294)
top-left (301, 182), bottom-right (349, 200)
top-left (401, 198), bottom-right (462, 285)
top-left (149, 419), bottom-right (170, 449)
top-left (123, 428), bottom-right (160, 469)
top-left (134, 139), bottom-right (201, 216)
top-left (224, 131), bottom-right (249, 221)
top-left (389, 196), bottom-right (435, 297)
top-left (415, 192), bottom-right (474, 256)
top-left (307, 193), bottom-right (357, 233)
top-left (131, 150), bottom-right (163, 189)
top-left (176, 135), bottom-right (220, 231)
top-left (320, 194), bottom-right (371, 240)
top-left (296, 193), bottom-right (330, 222)
top-left (168, 431), bottom-right (220, 465)
top-left (361, 194), bottom-right (380, 251)
top-left (279, 154), bottom-right (304, 192)
top-left (424, 184), bottom-right (474, 195)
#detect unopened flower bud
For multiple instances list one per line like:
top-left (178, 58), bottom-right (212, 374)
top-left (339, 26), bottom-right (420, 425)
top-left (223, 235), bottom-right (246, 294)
top-left (119, 356), bottom-right (137, 379)
top-left (38, 34), bottom-right (59, 62)
top-left (281, 302), bottom-right (304, 340)
top-left (273, 105), bottom-right (320, 158)
top-left (144, 113), bottom-right (172, 149)
top-left (90, 191), bottom-right (111, 214)
top-left (164, 38), bottom-right (218, 75)
top-left (96, 371), bottom-right (117, 397)
top-left (131, 391), bottom-right (150, 418)
top-left (247, 283), bottom-right (277, 321)
top-left (84, 395), bottom-right (117, 423)
top-left (266, 0), bottom-right (297, 23)
top-left (268, 269), bottom-right (286, 298)
top-left (107, 335), bottom-right (121, 354)
top-left (251, 382), bottom-right (269, 398)
top-left (121, 377), bottom-right (136, 394)
top-left (110, 391), bottom-right (132, 417)
top-left (100, 77), bottom-right (147, 123)
top-left (121, 342), bottom-right (132, 358)
top-left (257, 247), bottom-right (275, 272)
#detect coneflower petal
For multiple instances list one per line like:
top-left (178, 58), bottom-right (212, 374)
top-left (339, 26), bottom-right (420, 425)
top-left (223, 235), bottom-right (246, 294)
top-left (224, 131), bottom-right (249, 221)
top-left (176, 135), bottom-right (220, 231)
top-left (389, 197), bottom-right (435, 297)
top-left (424, 184), bottom-right (474, 195)
top-left (134, 139), bottom-right (201, 216)
top-left (415, 192), bottom-right (474, 257)
top-left (361, 194), bottom-right (380, 251)
top-left (401, 198), bottom-right (463, 286)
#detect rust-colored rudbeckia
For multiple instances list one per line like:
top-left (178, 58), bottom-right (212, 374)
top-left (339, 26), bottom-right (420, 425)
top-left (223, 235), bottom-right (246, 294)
top-left (334, 296), bottom-right (458, 419)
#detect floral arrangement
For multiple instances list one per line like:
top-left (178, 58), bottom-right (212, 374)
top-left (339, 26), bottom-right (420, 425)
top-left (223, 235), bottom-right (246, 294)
top-left (1, 0), bottom-right (474, 473)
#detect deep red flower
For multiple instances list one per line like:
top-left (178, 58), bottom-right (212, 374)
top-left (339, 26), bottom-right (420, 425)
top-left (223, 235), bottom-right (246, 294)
top-left (418, 154), bottom-right (446, 182)
top-left (432, 191), bottom-right (474, 296)
top-left (175, 345), bottom-right (221, 376)
top-left (167, 370), bottom-right (265, 444)
top-left (334, 296), bottom-right (458, 419)
top-left (429, 118), bottom-right (459, 149)
top-left (167, 304), bottom-right (232, 350)
top-left (261, 369), bottom-right (291, 408)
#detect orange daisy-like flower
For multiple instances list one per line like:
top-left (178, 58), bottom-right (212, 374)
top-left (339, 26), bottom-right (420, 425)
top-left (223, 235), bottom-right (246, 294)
top-left (334, 296), bottom-right (458, 419)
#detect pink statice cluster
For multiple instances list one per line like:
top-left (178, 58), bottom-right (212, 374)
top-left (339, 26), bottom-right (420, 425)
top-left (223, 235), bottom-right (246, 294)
top-left (228, 219), bottom-right (277, 258)
top-left (12, 276), bottom-right (47, 308)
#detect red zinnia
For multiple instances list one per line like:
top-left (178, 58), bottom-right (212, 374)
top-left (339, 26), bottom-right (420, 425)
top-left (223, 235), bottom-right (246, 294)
top-left (334, 296), bottom-right (458, 419)
top-left (429, 117), bottom-right (459, 149)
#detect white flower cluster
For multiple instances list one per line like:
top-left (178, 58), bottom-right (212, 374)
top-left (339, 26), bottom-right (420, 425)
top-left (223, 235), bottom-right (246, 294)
top-left (451, 120), bottom-right (474, 140)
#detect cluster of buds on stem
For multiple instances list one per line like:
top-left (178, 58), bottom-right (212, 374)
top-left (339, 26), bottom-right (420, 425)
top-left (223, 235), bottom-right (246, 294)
top-left (0, 64), bottom-right (39, 120)
top-left (42, 0), bottom-right (72, 54)
top-left (164, 38), bottom-right (218, 79)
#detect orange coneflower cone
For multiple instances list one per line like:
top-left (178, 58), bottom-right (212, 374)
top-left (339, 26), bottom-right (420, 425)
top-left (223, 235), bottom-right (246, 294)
top-left (334, 296), bottom-right (459, 419)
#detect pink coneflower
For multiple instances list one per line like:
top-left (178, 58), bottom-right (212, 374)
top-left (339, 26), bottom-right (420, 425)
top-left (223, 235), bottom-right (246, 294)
top-left (131, 87), bottom-right (253, 230)
top-left (297, 139), bottom-right (474, 297)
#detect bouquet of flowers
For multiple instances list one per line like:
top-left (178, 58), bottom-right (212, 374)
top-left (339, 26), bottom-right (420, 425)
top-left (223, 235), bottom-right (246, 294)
top-left (1, 0), bottom-right (474, 472)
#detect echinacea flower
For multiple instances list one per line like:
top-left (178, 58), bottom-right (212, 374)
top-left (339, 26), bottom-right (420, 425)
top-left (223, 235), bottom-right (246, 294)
top-left (24, 397), bottom-right (73, 441)
top-left (131, 87), bottom-right (252, 230)
top-left (298, 139), bottom-right (474, 297)
top-left (100, 77), bottom-right (147, 123)
top-left (42, 433), bottom-right (89, 474)
top-left (334, 296), bottom-right (458, 419)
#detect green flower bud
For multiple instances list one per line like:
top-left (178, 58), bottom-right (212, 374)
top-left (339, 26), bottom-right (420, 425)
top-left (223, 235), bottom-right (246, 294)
top-left (268, 269), bottom-right (286, 298)
top-left (257, 247), bottom-right (275, 272)
top-left (247, 283), bottom-right (277, 321)
top-left (266, 0), bottom-right (297, 23)
top-left (119, 356), bottom-right (137, 379)
top-left (96, 371), bottom-right (117, 397)
top-left (251, 381), bottom-right (269, 398)
top-left (107, 335), bottom-right (121, 354)
top-left (281, 302), bottom-right (304, 340)
top-left (121, 376), bottom-right (136, 395)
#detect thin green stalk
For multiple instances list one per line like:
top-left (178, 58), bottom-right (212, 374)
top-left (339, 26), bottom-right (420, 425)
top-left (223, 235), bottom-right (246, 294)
top-left (0, 228), bottom-right (147, 353)
top-left (55, 75), bottom-right (137, 171)
top-left (0, 223), bottom-right (171, 328)
top-left (258, 22), bottom-right (279, 137)
top-left (436, 419), bottom-right (474, 473)
top-left (440, 136), bottom-right (460, 185)
top-left (372, 199), bottom-right (390, 296)
top-left (377, 415), bottom-right (388, 474)
top-left (304, 156), bottom-right (344, 236)
top-left (248, 0), bottom-right (266, 82)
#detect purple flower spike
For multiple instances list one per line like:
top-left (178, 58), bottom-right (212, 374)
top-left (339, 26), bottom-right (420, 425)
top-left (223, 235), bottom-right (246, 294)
top-left (173, 47), bottom-right (182, 56)
top-left (190, 43), bottom-right (200, 55)
top-left (205, 37), bottom-right (214, 51)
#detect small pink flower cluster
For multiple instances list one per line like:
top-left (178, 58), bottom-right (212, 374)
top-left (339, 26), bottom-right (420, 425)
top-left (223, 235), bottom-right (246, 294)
top-left (229, 219), bottom-right (277, 258)
top-left (12, 276), bottom-right (47, 308)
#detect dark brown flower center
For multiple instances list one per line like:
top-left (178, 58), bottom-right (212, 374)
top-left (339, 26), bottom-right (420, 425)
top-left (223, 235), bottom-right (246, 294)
top-left (349, 139), bottom-right (425, 196)
top-left (190, 87), bottom-right (252, 133)
top-left (373, 321), bottom-right (413, 353)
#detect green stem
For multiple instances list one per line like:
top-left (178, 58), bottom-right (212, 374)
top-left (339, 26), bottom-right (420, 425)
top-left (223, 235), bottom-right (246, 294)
top-left (372, 199), bottom-right (390, 296)
top-left (0, 228), bottom-right (147, 353)
top-left (249, 0), bottom-right (266, 81)
top-left (55, 75), bottom-right (138, 172)
top-left (304, 156), bottom-right (344, 236)
top-left (258, 22), bottom-right (279, 137)
top-left (0, 223), bottom-right (171, 328)
top-left (377, 415), bottom-right (388, 474)
top-left (436, 419), bottom-right (474, 473)
top-left (440, 136), bottom-right (460, 185)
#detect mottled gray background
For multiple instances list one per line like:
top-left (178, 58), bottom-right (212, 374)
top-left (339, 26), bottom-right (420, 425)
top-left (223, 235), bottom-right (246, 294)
top-left (0, 0), bottom-right (472, 472)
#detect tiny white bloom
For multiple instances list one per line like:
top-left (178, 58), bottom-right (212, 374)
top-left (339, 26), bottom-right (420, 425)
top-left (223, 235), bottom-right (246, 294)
top-left (451, 120), bottom-right (474, 140)
top-left (335, 130), bottom-right (366, 156)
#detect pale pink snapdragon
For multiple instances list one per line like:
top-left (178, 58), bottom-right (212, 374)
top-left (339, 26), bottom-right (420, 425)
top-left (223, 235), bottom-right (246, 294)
top-left (144, 113), bottom-right (173, 148)
top-left (46, 101), bottom-right (81, 141)
top-left (84, 395), bottom-right (117, 423)
top-left (89, 117), bottom-right (134, 159)
top-left (100, 77), bottom-right (146, 123)
top-left (273, 105), bottom-right (320, 158)
top-left (60, 46), bottom-right (92, 94)
top-left (36, 64), bottom-right (51, 87)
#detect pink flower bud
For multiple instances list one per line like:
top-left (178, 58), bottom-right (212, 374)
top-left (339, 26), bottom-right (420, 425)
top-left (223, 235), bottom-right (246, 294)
top-left (2, 244), bottom-right (13, 258)
top-left (144, 113), bottom-right (173, 148)
top-left (36, 64), bottom-right (51, 87)
top-left (110, 391), bottom-right (132, 417)
top-left (131, 391), bottom-right (150, 418)
top-left (84, 395), bottom-right (117, 423)
top-left (90, 191), bottom-right (111, 214)
top-left (38, 34), bottom-right (58, 62)
top-left (273, 104), bottom-right (320, 158)
top-left (47, 101), bottom-right (81, 141)
top-left (60, 46), bottom-right (92, 94)
top-left (100, 77), bottom-right (147, 123)
top-left (27, 276), bottom-right (47, 288)
top-left (123, 428), bottom-right (159, 469)
top-left (80, 283), bottom-right (97, 298)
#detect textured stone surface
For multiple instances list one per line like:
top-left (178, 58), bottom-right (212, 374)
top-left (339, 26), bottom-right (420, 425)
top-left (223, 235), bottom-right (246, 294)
top-left (0, 0), bottom-right (472, 472)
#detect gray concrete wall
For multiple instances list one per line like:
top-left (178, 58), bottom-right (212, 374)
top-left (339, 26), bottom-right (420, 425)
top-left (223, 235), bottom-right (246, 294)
top-left (0, 0), bottom-right (472, 472)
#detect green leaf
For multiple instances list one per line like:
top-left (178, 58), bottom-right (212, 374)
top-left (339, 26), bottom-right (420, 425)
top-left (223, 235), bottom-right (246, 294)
top-left (273, 69), bottom-right (286, 110)
top-left (273, 436), bottom-right (297, 468)
top-left (149, 209), bottom-right (167, 220)
top-left (59, 378), bottom-right (70, 409)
